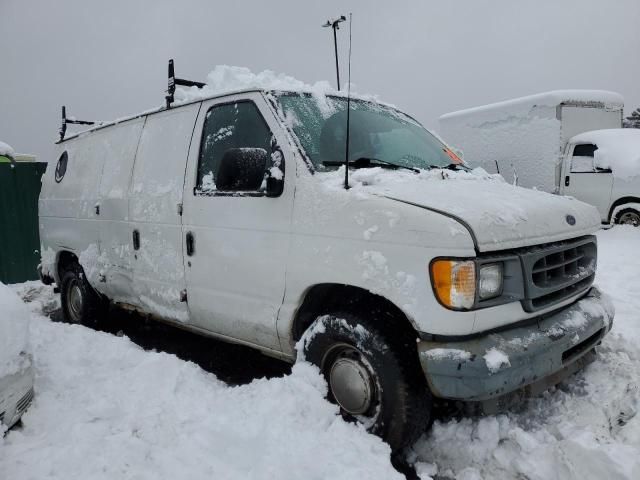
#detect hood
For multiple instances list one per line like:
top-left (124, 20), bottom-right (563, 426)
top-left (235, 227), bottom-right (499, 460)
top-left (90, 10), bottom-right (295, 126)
top-left (320, 167), bottom-right (601, 252)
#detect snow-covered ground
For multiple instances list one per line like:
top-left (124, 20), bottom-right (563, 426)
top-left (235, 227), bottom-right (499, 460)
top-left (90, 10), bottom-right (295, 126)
top-left (1, 227), bottom-right (639, 479)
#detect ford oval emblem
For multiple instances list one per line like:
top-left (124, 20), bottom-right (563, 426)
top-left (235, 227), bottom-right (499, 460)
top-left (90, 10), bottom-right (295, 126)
top-left (566, 214), bottom-right (576, 226)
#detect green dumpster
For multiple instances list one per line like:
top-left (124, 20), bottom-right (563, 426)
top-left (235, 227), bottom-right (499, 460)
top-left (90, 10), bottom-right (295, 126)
top-left (0, 162), bottom-right (47, 283)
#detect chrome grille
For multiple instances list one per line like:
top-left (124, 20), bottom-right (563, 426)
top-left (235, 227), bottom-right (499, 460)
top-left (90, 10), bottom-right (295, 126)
top-left (521, 236), bottom-right (597, 312)
top-left (15, 388), bottom-right (34, 415)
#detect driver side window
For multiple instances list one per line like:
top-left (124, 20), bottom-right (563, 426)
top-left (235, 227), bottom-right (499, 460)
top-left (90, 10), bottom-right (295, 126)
top-left (570, 144), bottom-right (597, 173)
top-left (196, 101), bottom-right (272, 194)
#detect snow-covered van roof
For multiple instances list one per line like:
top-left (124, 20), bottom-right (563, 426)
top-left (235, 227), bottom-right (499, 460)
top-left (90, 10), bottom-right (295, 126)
top-left (56, 87), bottom-right (266, 143)
top-left (57, 65), bottom-right (390, 143)
top-left (440, 90), bottom-right (624, 121)
top-left (571, 128), bottom-right (640, 179)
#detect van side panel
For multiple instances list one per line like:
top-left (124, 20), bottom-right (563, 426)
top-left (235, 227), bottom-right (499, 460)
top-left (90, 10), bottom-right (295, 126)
top-left (95, 118), bottom-right (145, 303)
top-left (40, 125), bottom-right (128, 281)
top-left (127, 104), bottom-right (201, 322)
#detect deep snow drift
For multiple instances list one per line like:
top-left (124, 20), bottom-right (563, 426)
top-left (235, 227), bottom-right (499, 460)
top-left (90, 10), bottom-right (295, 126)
top-left (0, 286), bottom-right (400, 480)
top-left (1, 227), bottom-right (639, 479)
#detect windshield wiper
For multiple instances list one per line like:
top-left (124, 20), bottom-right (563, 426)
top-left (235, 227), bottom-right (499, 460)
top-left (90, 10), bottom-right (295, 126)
top-left (427, 163), bottom-right (470, 171)
top-left (322, 157), bottom-right (420, 173)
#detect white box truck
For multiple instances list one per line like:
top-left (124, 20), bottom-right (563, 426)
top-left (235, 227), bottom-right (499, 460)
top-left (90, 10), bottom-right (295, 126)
top-left (38, 65), bottom-right (614, 450)
top-left (439, 90), bottom-right (640, 226)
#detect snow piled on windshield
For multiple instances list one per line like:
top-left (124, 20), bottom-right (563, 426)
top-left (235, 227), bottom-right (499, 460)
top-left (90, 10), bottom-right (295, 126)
top-left (572, 129), bottom-right (640, 179)
top-left (0, 283), bottom-right (30, 377)
top-left (318, 164), bottom-right (499, 192)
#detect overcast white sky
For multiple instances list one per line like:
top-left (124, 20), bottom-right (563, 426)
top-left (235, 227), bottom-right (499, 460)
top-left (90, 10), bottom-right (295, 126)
top-left (1, 0), bottom-right (639, 162)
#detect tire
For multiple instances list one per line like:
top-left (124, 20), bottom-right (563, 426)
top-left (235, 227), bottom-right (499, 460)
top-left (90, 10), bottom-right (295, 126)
top-left (60, 262), bottom-right (106, 328)
top-left (615, 208), bottom-right (640, 227)
top-left (302, 313), bottom-right (432, 451)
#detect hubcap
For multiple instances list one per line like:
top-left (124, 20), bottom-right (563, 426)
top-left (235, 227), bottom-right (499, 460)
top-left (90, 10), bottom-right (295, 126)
top-left (68, 282), bottom-right (83, 322)
top-left (327, 346), bottom-right (375, 415)
top-left (619, 211), bottom-right (640, 227)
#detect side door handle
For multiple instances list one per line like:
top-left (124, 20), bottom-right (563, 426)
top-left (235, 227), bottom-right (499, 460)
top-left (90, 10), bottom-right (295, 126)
top-left (565, 175), bottom-right (570, 187)
top-left (186, 231), bottom-right (195, 256)
top-left (132, 230), bottom-right (140, 250)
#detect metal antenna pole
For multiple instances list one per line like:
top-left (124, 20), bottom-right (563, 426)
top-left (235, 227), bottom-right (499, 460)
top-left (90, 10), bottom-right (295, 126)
top-left (333, 26), bottom-right (340, 89)
top-left (344, 13), bottom-right (352, 190)
top-left (323, 16), bottom-right (346, 90)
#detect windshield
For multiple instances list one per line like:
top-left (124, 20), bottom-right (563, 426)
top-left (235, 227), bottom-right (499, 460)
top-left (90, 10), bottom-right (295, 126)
top-left (274, 92), bottom-right (462, 171)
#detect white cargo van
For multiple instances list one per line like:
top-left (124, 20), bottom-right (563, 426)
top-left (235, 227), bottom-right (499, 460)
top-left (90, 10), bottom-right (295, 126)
top-left (439, 90), bottom-right (640, 226)
top-left (39, 73), bottom-right (614, 450)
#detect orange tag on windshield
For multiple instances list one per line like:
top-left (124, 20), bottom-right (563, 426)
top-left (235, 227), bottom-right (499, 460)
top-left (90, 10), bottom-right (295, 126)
top-left (444, 148), bottom-right (463, 164)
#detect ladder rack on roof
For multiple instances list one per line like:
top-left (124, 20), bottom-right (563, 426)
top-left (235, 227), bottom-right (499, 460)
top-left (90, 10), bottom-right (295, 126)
top-left (58, 59), bottom-right (205, 141)
top-left (59, 106), bottom-right (100, 142)
top-left (165, 59), bottom-right (206, 109)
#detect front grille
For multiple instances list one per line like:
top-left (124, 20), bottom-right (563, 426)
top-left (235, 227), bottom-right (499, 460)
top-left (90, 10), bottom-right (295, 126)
top-left (562, 328), bottom-right (604, 364)
top-left (15, 388), bottom-right (34, 415)
top-left (521, 236), bottom-right (597, 312)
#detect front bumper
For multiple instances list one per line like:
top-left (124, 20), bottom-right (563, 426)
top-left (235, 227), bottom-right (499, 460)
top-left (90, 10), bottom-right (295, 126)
top-left (418, 286), bottom-right (614, 405)
top-left (0, 355), bottom-right (35, 430)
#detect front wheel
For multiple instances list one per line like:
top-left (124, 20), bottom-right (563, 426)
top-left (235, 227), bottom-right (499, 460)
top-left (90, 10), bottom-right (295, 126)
top-left (60, 263), bottom-right (106, 327)
top-left (615, 208), bottom-right (640, 227)
top-left (302, 313), bottom-right (432, 451)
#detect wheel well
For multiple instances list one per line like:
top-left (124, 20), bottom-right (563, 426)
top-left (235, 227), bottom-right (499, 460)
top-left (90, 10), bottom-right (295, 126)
top-left (608, 196), bottom-right (640, 222)
top-left (56, 250), bottom-right (79, 281)
top-left (292, 284), bottom-right (419, 346)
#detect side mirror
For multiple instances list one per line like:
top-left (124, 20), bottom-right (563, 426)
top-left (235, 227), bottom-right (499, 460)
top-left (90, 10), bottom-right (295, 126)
top-left (266, 144), bottom-right (285, 197)
top-left (217, 148), bottom-right (268, 191)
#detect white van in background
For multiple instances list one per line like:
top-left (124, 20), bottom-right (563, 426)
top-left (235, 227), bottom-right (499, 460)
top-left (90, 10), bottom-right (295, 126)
top-left (39, 77), bottom-right (614, 450)
top-left (439, 90), bottom-right (640, 226)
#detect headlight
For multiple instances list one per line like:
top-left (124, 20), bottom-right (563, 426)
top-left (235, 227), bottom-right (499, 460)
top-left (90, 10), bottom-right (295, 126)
top-left (430, 260), bottom-right (504, 309)
top-left (478, 263), bottom-right (503, 300)
top-left (430, 259), bottom-right (476, 309)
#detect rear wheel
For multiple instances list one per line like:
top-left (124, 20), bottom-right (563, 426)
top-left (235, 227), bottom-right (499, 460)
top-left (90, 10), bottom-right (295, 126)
top-left (302, 313), bottom-right (432, 451)
top-left (615, 208), bottom-right (640, 227)
top-left (60, 263), bottom-right (106, 327)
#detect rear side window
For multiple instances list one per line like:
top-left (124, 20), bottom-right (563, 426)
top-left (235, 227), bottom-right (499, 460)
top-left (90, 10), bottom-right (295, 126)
top-left (196, 101), bottom-right (272, 193)
top-left (571, 143), bottom-right (598, 173)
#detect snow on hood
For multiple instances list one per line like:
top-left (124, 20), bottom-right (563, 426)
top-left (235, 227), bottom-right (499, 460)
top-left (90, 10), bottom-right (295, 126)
top-left (0, 283), bottom-right (30, 377)
top-left (572, 129), bottom-right (640, 179)
top-left (0, 140), bottom-right (15, 158)
top-left (319, 167), bottom-right (601, 251)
